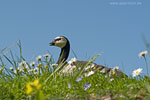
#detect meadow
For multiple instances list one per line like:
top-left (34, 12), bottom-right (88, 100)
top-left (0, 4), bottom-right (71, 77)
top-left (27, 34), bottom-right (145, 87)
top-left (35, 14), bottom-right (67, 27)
top-left (0, 41), bottom-right (150, 100)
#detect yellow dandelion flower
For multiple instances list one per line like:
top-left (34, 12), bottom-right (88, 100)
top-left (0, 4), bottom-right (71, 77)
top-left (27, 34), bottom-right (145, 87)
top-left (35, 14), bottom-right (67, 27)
top-left (33, 79), bottom-right (42, 89)
top-left (33, 79), bottom-right (39, 86)
top-left (112, 71), bottom-right (116, 75)
top-left (26, 83), bottom-right (33, 94)
top-left (26, 79), bottom-right (42, 94)
top-left (37, 84), bottom-right (42, 89)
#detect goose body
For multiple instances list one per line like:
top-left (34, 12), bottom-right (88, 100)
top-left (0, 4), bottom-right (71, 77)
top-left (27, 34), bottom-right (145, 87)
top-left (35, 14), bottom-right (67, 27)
top-left (49, 36), bottom-right (126, 77)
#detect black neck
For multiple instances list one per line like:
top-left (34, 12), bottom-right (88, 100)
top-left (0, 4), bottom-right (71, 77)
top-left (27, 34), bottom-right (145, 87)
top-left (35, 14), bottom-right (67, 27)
top-left (56, 42), bottom-right (70, 64)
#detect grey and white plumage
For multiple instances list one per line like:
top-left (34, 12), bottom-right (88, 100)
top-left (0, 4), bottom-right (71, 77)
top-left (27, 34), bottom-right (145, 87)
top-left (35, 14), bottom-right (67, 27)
top-left (49, 36), bottom-right (126, 77)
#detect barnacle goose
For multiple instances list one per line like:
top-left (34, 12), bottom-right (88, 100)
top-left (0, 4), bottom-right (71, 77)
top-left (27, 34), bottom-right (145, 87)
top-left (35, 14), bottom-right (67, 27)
top-left (49, 36), bottom-right (126, 77)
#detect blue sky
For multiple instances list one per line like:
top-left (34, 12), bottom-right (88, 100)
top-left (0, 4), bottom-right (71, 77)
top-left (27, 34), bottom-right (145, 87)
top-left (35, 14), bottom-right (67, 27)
top-left (0, 0), bottom-right (150, 75)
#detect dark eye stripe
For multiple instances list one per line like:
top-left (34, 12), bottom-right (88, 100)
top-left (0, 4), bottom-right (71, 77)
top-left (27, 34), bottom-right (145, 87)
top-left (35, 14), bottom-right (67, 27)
top-left (55, 38), bottom-right (61, 41)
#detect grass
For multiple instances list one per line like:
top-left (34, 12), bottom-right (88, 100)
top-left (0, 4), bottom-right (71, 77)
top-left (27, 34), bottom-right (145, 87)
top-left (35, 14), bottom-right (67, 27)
top-left (0, 41), bottom-right (150, 100)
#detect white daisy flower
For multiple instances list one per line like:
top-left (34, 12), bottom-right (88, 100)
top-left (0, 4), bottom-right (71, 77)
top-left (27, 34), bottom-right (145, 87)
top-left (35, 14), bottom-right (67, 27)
top-left (28, 69), bottom-right (33, 73)
top-left (112, 66), bottom-right (119, 72)
top-left (14, 70), bottom-right (17, 74)
top-left (68, 58), bottom-right (77, 65)
top-left (10, 67), bottom-right (13, 71)
top-left (43, 54), bottom-right (51, 58)
top-left (138, 50), bottom-right (148, 58)
top-left (36, 55), bottom-right (42, 61)
top-left (132, 68), bottom-right (143, 77)
top-left (109, 66), bottom-right (119, 76)
top-left (100, 68), bottom-right (106, 73)
top-left (85, 71), bottom-right (94, 77)
top-left (84, 63), bottom-right (95, 71)
top-left (30, 62), bottom-right (35, 67)
top-left (51, 64), bottom-right (58, 67)
top-left (110, 78), bottom-right (114, 82)
top-left (19, 61), bottom-right (27, 67)
top-left (113, 66), bottom-right (119, 70)
top-left (68, 65), bottom-right (76, 73)
top-left (25, 65), bottom-right (30, 70)
top-left (18, 68), bottom-right (23, 73)
top-left (62, 64), bottom-right (76, 73)
top-left (33, 67), bottom-right (39, 74)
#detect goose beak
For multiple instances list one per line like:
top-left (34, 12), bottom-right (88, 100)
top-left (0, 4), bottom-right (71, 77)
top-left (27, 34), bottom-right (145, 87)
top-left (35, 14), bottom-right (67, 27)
top-left (49, 41), bottom-right (55, 46)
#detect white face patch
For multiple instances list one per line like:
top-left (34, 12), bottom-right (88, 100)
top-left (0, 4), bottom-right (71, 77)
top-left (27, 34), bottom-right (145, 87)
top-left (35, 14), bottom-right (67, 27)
top-left (54, 36), bottom-right (67, 48)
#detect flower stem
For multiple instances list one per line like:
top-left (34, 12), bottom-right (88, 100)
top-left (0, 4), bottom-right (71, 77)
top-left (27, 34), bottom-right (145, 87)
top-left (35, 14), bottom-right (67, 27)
top-left (144, 56), bottom-right (149, 76)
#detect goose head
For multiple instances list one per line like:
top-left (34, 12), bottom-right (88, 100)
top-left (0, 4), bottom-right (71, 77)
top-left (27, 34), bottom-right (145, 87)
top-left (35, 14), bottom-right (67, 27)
top-left (49, 36), bottom-right (70, 64)
top-left (49, 36), bottom-right (68, 48)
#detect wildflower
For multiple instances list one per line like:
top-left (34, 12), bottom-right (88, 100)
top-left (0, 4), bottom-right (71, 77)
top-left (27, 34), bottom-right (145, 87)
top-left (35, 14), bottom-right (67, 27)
top-left (68, 83), bottom-right (71, 89)
top-left (36, 55), bottom-right (42, 61)
top-left (43, 54), bottom-right (51, 58)
top-left (34, 67), bottom-right (38, 72)
top-left (138, 50), bottom-right (148, 58)
top-left (44, 65), bottom-right (48, 69)
top-left (132, 68), bottom-right (143, 77)
top-left (33, 79), bottom-right (41, 88)
top-left (113, 66), bottom-right (119, 70)
top-left (30, 62), bottom-right (35, 67)
top-left (100, 68), bottom-right (106, 73)
top-left (66, 94), bottom-right (70, 98)
top-left (28, 69), bottom-right (33, 73)
top-left (34, 67), bottom-right (39, 74)
top-left (26, 79), bottom-right (42, 94)
top-left (83, 82), bottom-right (91, 91)
top-left (112, 66), bottom-right (119, 75)
top-left (76, 77), bottom-right (83, 82)
top-left (62, 65), bottom-right (71, 73)
top-left (68, 57), bottom-right (77, 65)
top-left (112, 71), bottom-right (116, 75)
top-left (19, 61), bottom-right (26, 67)
top-left (85, 63), bottom-right (95, 71)
top-left (94, 66), bottom-right (96, 70)
top-left (110, 78), bottom-right (114, 82)
top-left (10, 67), bottom-right (13, 71)
top-left (62, 64), bottom-right (76, 73)
top-left (37, 63), bottom-right (43, 68)
top-left (139, 51), bottom-right (149, 75)
top-left (85, 71), bottom-right (94, 77)
top-left (25, 65), bottom-right (29, 70)
top-left (14, 70), bottom-right (17, 74)
top-left (51, 64), bottom-right (58, 67)
top-left (18, 68), bottom-right (23, 73)
top-left (62, 65), bottom-right (72, 72)
top-left (26, 83), bottom-right (33, 94)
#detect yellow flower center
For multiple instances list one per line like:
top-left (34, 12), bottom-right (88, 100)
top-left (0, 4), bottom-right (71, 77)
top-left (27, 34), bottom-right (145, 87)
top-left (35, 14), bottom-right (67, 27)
top-left (94, 67), bottom-right (96, 70)
top-left (37, 63), bottom-right (43, 68)
top-left (136, 71), bottom-right (139, 75)
top-left (113, 71), bottom-right (116, 75)
top-left (44, 65), bottom-right (48, 69)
